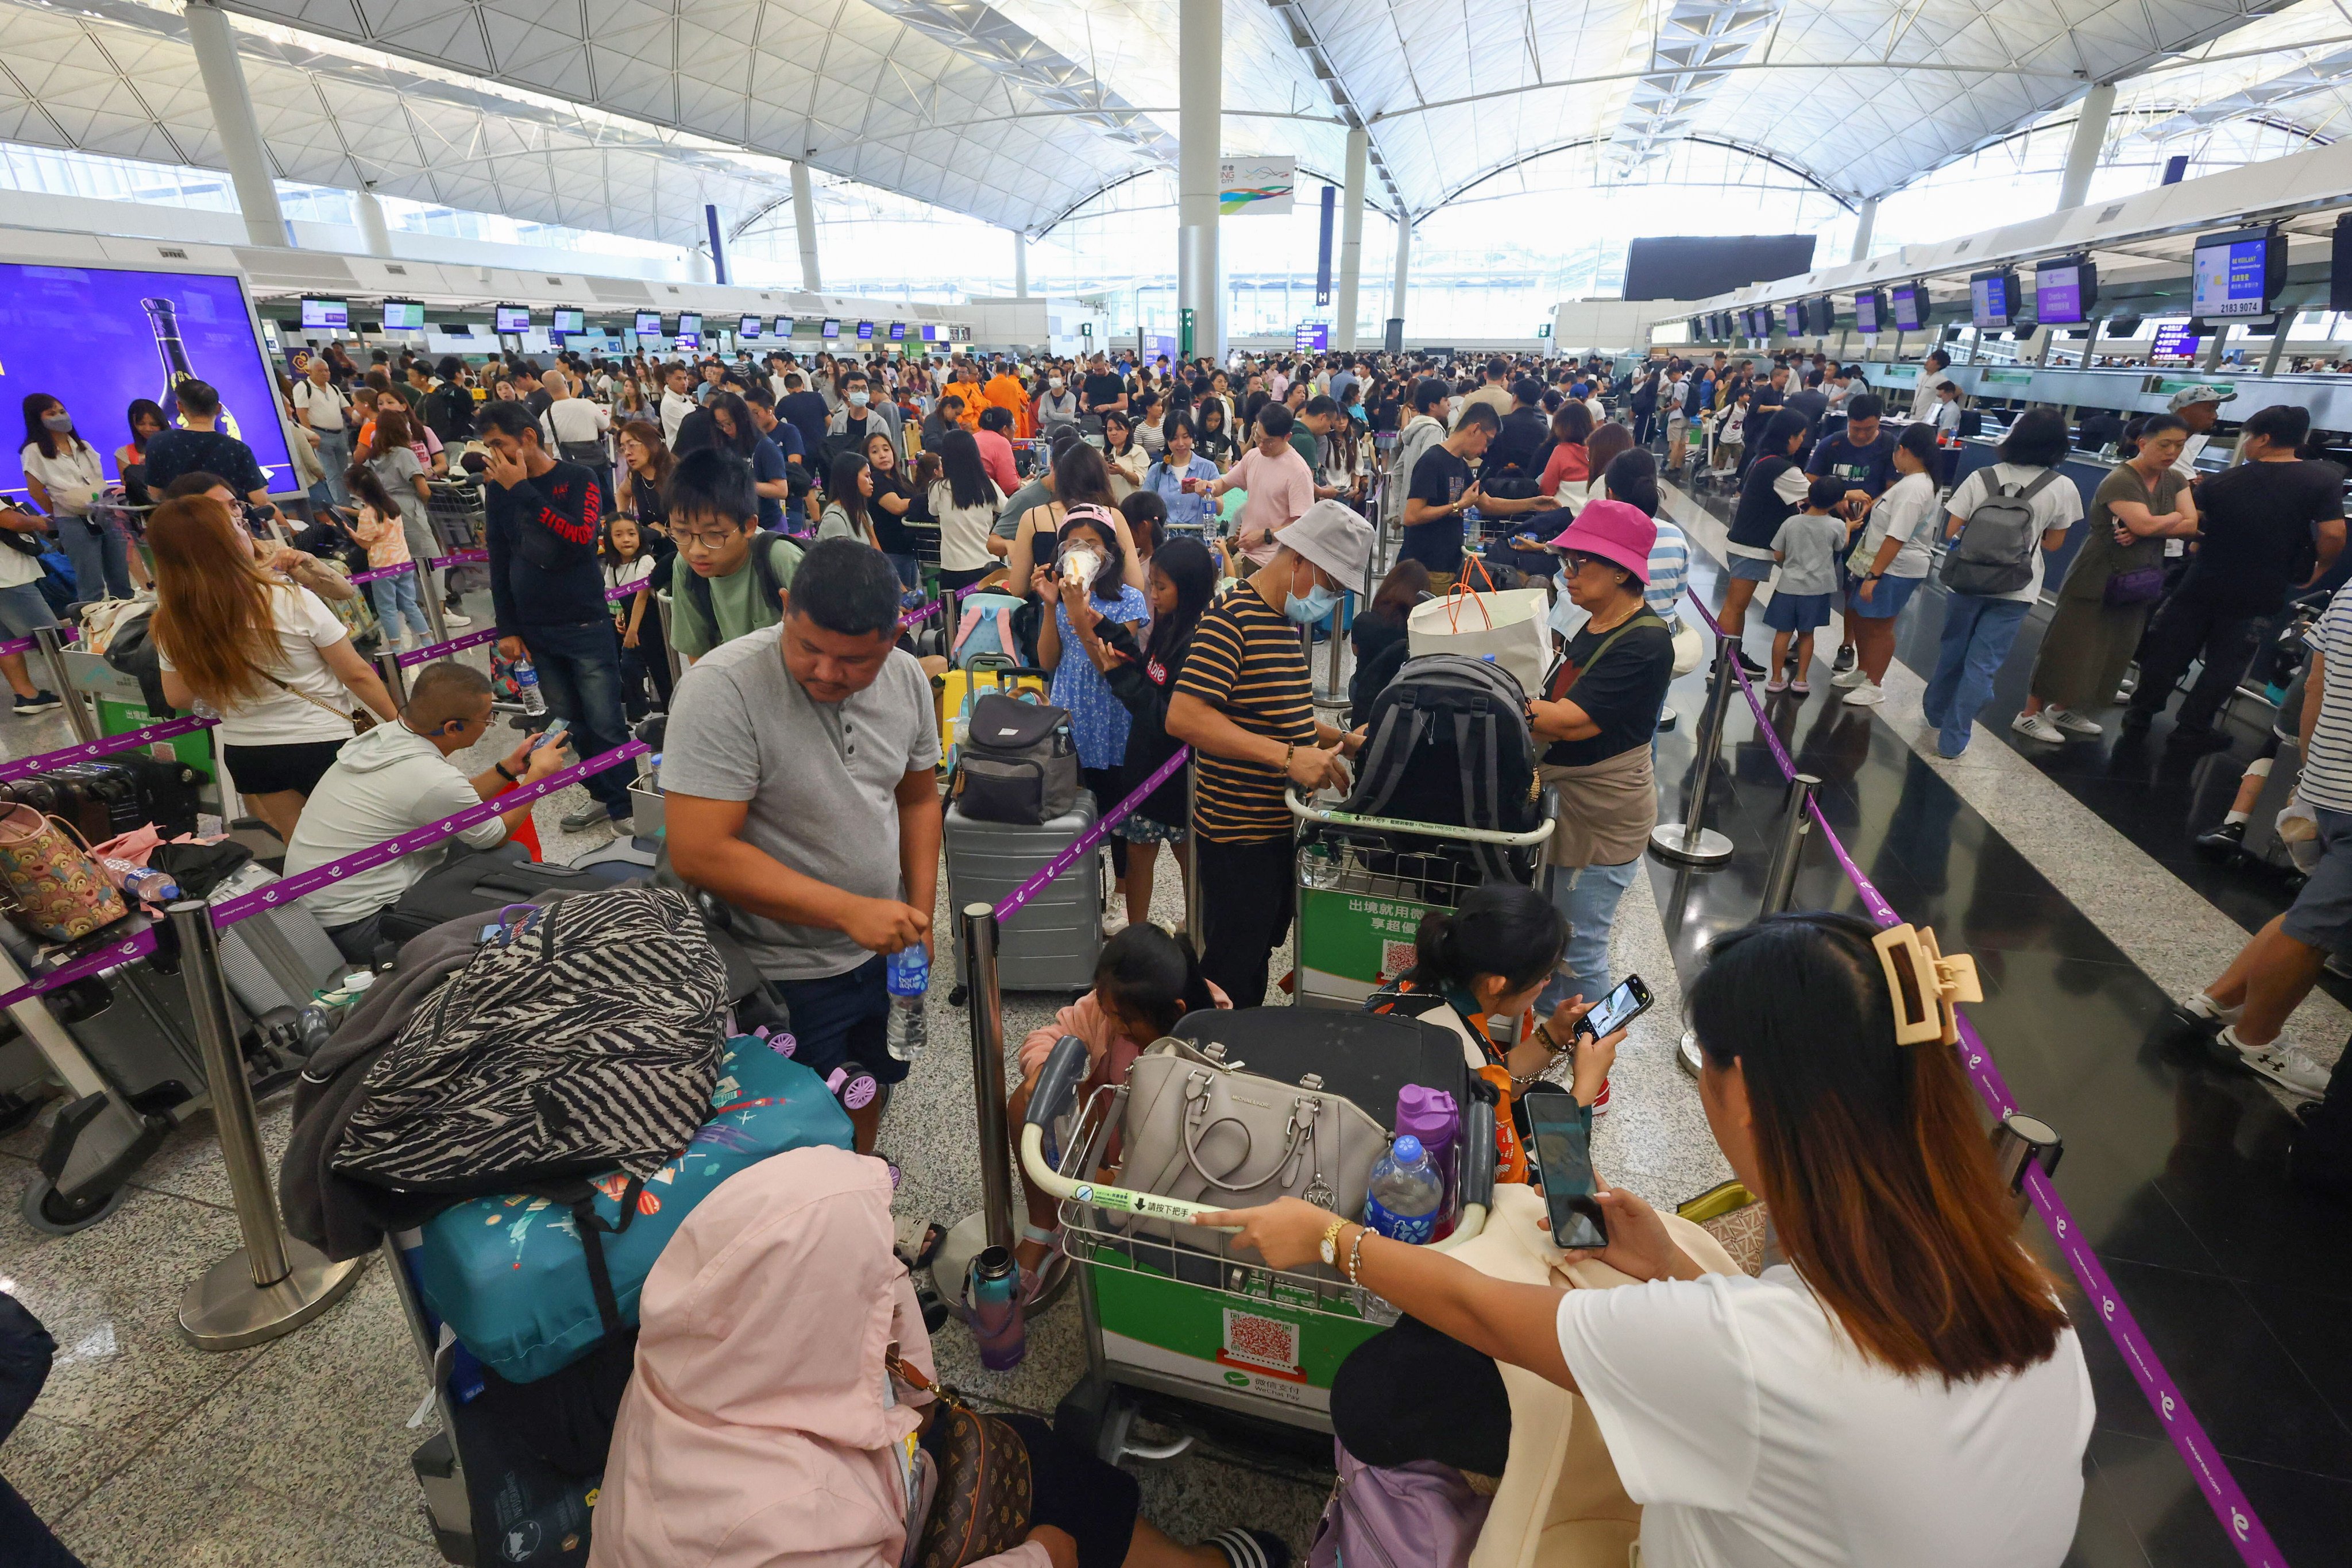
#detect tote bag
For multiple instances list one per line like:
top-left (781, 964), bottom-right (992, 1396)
top-left (1407, 560), bottom-right (1551, 699)
top-left (0, 804), bottom-right (128, 941)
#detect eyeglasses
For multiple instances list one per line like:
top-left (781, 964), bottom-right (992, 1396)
top-left (1560, 550), bottom-right (1597, 573)
top-left (677, 526), bottom-right (750, 550)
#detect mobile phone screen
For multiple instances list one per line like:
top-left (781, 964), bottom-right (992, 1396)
top-left (1524, 1091), bottom-right (1606, 1250)
top-left (1575, 975), bottom-right (1652, 1041)
top-left (530, 717), bottom-right (570, 752)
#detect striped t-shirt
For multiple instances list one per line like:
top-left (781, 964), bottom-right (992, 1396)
top-left (1175, 590), bottom-right (1315, 843)
top-left (2303, 592), bottom-right (2352, 812)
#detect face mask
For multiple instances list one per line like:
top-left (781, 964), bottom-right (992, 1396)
top-left (1049, 379), bottom-right (1065, 392)
top-left (41, 413), bottom-right (72, 432)
top-left (1287, 578), bottom-right (1339, 625)
top-left (848, 390), bottom-right (871, 407)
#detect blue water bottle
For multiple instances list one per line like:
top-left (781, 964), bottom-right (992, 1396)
top-left (512, 656), bottom-right (547, 715)
top-left (885, 944), bottom-right (928, 1064)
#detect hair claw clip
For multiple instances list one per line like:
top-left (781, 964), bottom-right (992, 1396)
top-left (1871, 922), bottom-right (1982, 1046)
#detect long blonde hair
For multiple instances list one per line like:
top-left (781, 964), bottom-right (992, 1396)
top-left (148, 496), bottom-right (287, 708)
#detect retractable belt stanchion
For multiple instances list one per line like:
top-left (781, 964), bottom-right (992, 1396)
top-left (960, 902), bottom-right (1017, 1260)
top-left (33, 626), bottom-right (99, 746)
top-left (376, 647), bottom-right (408, 708)
top-left (1648, 635), bottom-right (1736, 865)
top-left (1990, 1114), bottom-right (2065, 1222)
top-left (168, 899), bottom-right (362, 1349)
top-left (420, 565), bottom-right (449, 644)
top-left (1184, 766), bottom-right (1204, 949)
top-left (1323, 599), bottom-right (1346, 703)
top-left (1758, 773), bottom-right (1819, 918)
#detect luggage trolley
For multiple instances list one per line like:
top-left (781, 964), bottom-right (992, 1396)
top-left (1017, 1026), bottom-right (1497, 1466)
top-left (1287, 790), bottom-right (1556, 1010)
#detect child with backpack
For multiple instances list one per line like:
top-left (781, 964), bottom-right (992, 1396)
top-left (344, 463), bottom-right (436, 651)
top-left (665, 448), bottom-right (803, 665)
top-left (601, 513), bottom-right (665, 720)
top-left (1763, 476), bottom-right (1853, 694)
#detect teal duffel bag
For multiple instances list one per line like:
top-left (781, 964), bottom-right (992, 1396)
top-left (412, 1034), bottom-right (855, 1384)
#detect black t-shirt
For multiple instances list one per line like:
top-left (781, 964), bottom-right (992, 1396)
top-left (1488, 407), bottom-right (1550, 477)
top-left (1546, 618), bottom-right (1674, 767)
top-left (1403, 445), bottom-right (1474, 573)
top-left (1783, 388), bottom-right (1829, 426)
top-left (1083, 372), bottom-right (1126, 413)
top-left (2182, 459), bottom-right (2347, 615)
top-left (142, 428), bottom-right (268, 497)
top-left (1807, 429), bottom-right (1898, 498)
top-left (778, 391), bottom-right (829, 458)
top-left (869, 471), bottom-right (915, 554)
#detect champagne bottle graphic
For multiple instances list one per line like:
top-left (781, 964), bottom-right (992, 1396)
top-left (141, 296), bottom-right (240, 441)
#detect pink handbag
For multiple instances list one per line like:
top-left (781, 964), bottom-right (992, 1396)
top-left (0, 802), bottom-right (129, 942)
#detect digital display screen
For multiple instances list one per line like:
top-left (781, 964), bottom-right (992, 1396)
top-left (678, 313), bottom-right (702, 335)
top-left (300, 296), bottom-right (347, 330)
top-left (550, 308), bottom-right (584, 334)
top-left (494, 304), bottom-right (531, 332)
top-left (380, 299), bottom-right (423, 330)
top-left (774, 316), bottom-right (793, 337)
top-left (1890, 283), bottom-right (1926, 333)
top-left (2034, 262), bottom-right (2087, 327)
top-left (889, 322), bottom-right (906, 341)
top-left (0, 263), bottom-right (294, 493)
top-left (739, 315), bottom-right (762, 339)
top-left (1584, 979), bottom-right (1647, 1038)
top-left (921, 323), bottom-right (937, 342)
top-left (856, 320), bottom-right (875, 341)
top-left (634, 311), bottom-right (662, 336)
top-left (1970, 272), bottom-right (2014, 329)
top-left (821, 319), bottom-right (841, 338)
top-left (2153, 323), bottom-right (2201, 357)
top-left (673, 331), bottom-right (701, 350)
top-left (1782, 303), bottom-right (1803, 336)
top-left (2193, 232), bottom-right (2274, 318)
top-left (1855, 292), bottom-right (1879, 334)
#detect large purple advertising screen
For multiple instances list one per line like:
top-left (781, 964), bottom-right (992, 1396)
top-left (0, 263), bottom-right (295, 497)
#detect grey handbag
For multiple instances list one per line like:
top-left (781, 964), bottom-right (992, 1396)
top-left (1117, 1037), bottom-right (1385, 1233)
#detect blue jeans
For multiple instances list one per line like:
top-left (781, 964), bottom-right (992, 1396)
top-left (313, 428), bottom-right (353, 504)
top-left (55, 512), bottom-right (132, 604)
top-left (1921, 594), bottom-right (2030, 759)
top-left (1537, 858), bottom-right (1642, 1014)
top-left (517, 619), bottom-right (635, 816)
top-left (369, 569), bottom-right (433, 641)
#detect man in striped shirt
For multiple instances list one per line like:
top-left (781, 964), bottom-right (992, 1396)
top-left (1169, 501), bottom-right (1372, 1006)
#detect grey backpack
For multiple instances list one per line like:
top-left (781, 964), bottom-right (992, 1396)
top-left (955, 690), bottom-right (1080, 824)
top-left (1940, 469), bottom-right (2061, 596)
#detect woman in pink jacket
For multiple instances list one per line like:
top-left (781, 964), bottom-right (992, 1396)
top-left (589, 1144), bottom-right (1285, 1568)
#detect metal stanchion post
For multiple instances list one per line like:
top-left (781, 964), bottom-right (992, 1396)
top-left (1184, 766), bottom-right (1204, 949)
top-left (33, 626), bottom-right (99, 745)
top-left (1650, 635), bottom-right (1736, 865)
top-left (1324, 599), bottom-right (1346, 703)
top-left (1757, 773), bottom-right (1820, 918)
top-left (419, 563), bottom-right (449, 644)
top-left (960, 902), bottom-right (1015, 1257)
top-left (655, 591), bottom-right (683, 687)
top-left (168, 901), bottom-right (362, 1349)
top-left (1988, 1114), bottom-right (2064, 1220)
top-left (376, 647), bottom-right (408, 709)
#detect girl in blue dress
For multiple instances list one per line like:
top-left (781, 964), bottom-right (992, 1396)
top-left (1033, 504), bottom-right (1151, 872)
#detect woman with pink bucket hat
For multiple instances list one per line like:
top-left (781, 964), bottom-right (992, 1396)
top-left (1525, 499), bottom-right (1677, 1056)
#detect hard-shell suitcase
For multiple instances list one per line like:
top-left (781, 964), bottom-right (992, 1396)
top-left (933, 662), bottom-right (1048, 770)
top-left (944, 791), bottom-right (1102, 991)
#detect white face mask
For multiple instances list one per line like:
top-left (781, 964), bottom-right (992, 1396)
top-left (1049, 379), bottom-right (1065, 392)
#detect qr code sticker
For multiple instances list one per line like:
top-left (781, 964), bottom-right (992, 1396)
top-left (1380, 940), bottom-right (1416, 982)
top-left (1219, 1308), bottom-right (1301, 1376)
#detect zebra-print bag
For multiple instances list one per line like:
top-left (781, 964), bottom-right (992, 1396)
top-left (331, 886), bottom-right (728, 1194)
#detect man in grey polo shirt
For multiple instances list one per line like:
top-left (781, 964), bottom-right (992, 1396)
top-left (659, 538), bottom-right (942, 1150)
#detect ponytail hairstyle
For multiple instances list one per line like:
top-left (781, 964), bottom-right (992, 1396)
top-left (1402, 883), bottom-right (1565, 999)
top-left (1096, 922), bottom-right (1216, 1041)
top-left (343, 462), bottom-right (399, 519)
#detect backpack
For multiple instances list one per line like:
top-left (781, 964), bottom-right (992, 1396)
top-left (951, 590), bottom-right (1026, 668)
top-left (1340, 654), bottom-right (1543, 883)
top-left (679, 531), bottom-right (799, 637)
top-left (953, 689), bottom-right (1080, 824)
top-left (1306, 1440), bottom-right (1490, 1568)
top-left (1941, 468), bottom-right (2061, 596)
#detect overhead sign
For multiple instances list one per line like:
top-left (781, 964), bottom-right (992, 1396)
top-left (2152, 324), bottom-right (2200, 357)
top-left (1219, 156), bottom-right (1296, 217)
top-left (1294, 322), bottom-right (1328, 353)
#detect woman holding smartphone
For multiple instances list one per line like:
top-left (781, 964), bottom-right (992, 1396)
top-left (1204, 911), bottom-right (2091, 1568)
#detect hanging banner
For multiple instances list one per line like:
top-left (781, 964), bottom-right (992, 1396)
top-left (1315, 185), bottom-right (1335, 306)
top-left (1219, 156), bottom-right (1296, 217)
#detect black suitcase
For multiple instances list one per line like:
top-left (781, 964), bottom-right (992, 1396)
top-left (380, 847), bottom-right (647, 947)
top-left (45, 763), bottom-right (142, 840)
top-left (112, 752), bottom-right (204, 837)
top-left (7, 771), bottom-right (114, 847)
top-left (1172, 1007), bottom-right (1470, 1134)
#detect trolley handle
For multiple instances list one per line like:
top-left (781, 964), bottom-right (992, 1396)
top-left (1287, 789), bottom-right (1559, 848)
top-left (1018, 1038), bottom-right (1239, 1231)
top-left (1026, 1035), bottom-right (1091, 1132)
top-left (1431, 1094), bottom-right (1496, 1252)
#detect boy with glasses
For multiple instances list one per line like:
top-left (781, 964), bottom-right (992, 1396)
top-left (665, 449), bottom-right (804, 665)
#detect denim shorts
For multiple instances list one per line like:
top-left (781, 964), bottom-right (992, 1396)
top-left (1726, 554), bottom-right (1776, 582)
top-left (0, 583), bottom-right (56, 639)
top-left (2283, 806), bottom-right (2352, 954)
top-left (774, 954), bottom-right (906, 1086)
top-left (1845, 571), bottom-right (1924, 620)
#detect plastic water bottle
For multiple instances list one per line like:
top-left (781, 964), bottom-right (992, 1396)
top-left (1395, 1087), bottom-right (1461, 1238)
top-left (885, 944), bottom-right (928, 1064)
top-left (1362, 1136), bottom-right (1445, 1244)
top-left (512, 656), bottom-right (547, 715)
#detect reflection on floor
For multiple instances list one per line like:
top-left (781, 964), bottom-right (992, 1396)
top-left (1662, 482), bottom-right (2352, 1565)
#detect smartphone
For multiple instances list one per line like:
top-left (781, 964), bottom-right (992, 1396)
top-left (1574, 974), bottom-right (1653, 1042)
top-left (528, 717), bottom-right (570, 752)
top-left (1523, 1087), bottom-right (1606, 1250)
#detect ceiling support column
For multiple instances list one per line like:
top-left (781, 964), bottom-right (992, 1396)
top-left (1177, 0), bottom-right (1222, 362)
top-left (1013, 229), bottom-right (1028, 299)
top-left (185, 0), bottom-right (286, 249)
top-left (1389, 217), bottom-right (1412, 349)
top-left (1848, 195), bottom-right (1876, 264)
top-left (2056, 83), bottom-right (2115, 211)
top-left (1335, 127), bottom-right (1366, 353)
top-left (792, 161), bottom-right (822, 293)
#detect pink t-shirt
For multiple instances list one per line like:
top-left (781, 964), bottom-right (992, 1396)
top-left (1222, 445), bottom-right (1316, 566)
top-left (974, 427), bottom-right (1019, 496)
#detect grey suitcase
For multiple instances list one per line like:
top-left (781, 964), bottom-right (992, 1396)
top-left (945, 790), bottom-right (1103, 992)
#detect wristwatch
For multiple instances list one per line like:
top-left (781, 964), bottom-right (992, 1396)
top-left (1319, 1218), bottom-right (1347, 1267)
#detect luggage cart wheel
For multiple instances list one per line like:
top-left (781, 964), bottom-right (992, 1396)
top-left (20, 1173), bottom-right (129, 1235)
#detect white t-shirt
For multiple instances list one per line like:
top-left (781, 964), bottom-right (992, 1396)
top-left (604, 555), bottom-right (655, 594)
top-left (1556, 1268), bottom-right (2092, 1568)
top-left (156, 581), bottom-right (358, 746)
top-left (543, 398), bottom-right (611, 446)
top-left (20, 441), bottom-right (106, 516)
top-left (1944, 462), bottom-right (2085, 603)
top-left (1858, 470), bottom-right (1937, 580)
top-left (931, 479), bottom-right (1007, 572)
top-left (293, 379), bottom-right (350, 432)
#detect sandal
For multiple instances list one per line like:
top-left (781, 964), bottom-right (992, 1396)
top-left (1208, 1528), bottom-right (1292, 1568)
top-left (1017, 1222), bottom-right (1071, 1308)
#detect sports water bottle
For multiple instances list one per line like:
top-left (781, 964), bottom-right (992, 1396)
top-left (1362, 1135), bottom-right (1445, 1244)
top-left (1395, 1087), bottom-right (1461, 1237)
top-left (967, 1243), bottom-right (1026, 1370)
top-left (885, 944), bottom-right (928, 1064)
top-left (512, 656), bottom-right (547, 715)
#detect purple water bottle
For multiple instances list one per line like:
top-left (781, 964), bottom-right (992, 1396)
top-left (1396, 1086), bottom-right (1461, 1238)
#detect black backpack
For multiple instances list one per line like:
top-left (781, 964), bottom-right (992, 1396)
top-left (679, 531), bottom-right (800, 635)
top-left (1339, 654), bottom-right (1544, 882)
top-left (954, 690), bottom-right (1081, 824)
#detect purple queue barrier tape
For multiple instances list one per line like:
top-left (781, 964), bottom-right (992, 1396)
top-left (1686, 588), bottom-right (2287, 1566)
top-left (0, 715), bottom-right (218, 784)
top-left (207, 740), bottom-right (650, 929)
top-left (991, 746), bottom-right (1189, 922)
top-left (605, 580), bottom-right (652, 603)
top-left (396, 625), bottom-right (505, 669)
top-left (348, 563), bottom-right (415, 586)
top-left (422, 549), bottom-right (488, 570)
top-left (898, 578), bottom-right (989, 632)
top-left (0, 625), bottom-right (78, 659)
top-left (0, 927), bottom-right (160, 1015)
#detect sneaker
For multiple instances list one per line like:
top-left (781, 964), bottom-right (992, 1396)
top-left (1791, 679), bottom-right (1810, 696)
top-left (2195, 821), bottom-right (2247, 862)
top-left (560, 801), bottom-right (613, 833)
top-left (1764, 675), bottom-right (1789, 693)
top-left (2219, 1025), bottom-right (2331, 1100)
top-left (2179, 990), bottom-right (2244, 1028)
top-left (1843, 680), bottom-right (1885, 707)
top-left (1208, 1529), bottom-right (1293, 1568)
top-left (441, 609), bottom-right (473, 627)
top-left (2118, 708), bottom-right (2153, 733)
top-left (1735, 649), bottom-right (1766, 677)
top-left (1657, 704), bottom-right (1678, 732)
top-left (2048, 706), bottom-right (2103, 736)
top-left (11, 690), bottom-right (60, 716)
top-left (1588, 1079), bottom-right (1611, 1117)
top-left (2011, 712), bottom-right (2066, 743)
top-left (1831, 665), bottom-right (1870, 689)
top-left (1102, 909), bottom-right (1129, 939)
top-left (1832, 644), bottom-right (1856, 674)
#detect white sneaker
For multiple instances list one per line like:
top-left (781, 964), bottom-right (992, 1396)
top-left (1843, 680), bottom-right (1885, 706)
top-left (1102, 909), bottom-right (1129, 939)
top-left (2049, 708), bottom-right (2102, 736)
top-left (2219, 1025), bottom-right (2331, 1100)
top-left (2011, 712), bottom-right (2065, 743)
top-left (1831, 665), bottom-right (1870, 689)
top-left (2181, 991), bottom-right (2245, 1026)
top-left (441, 609), bottom-right (474, 627)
